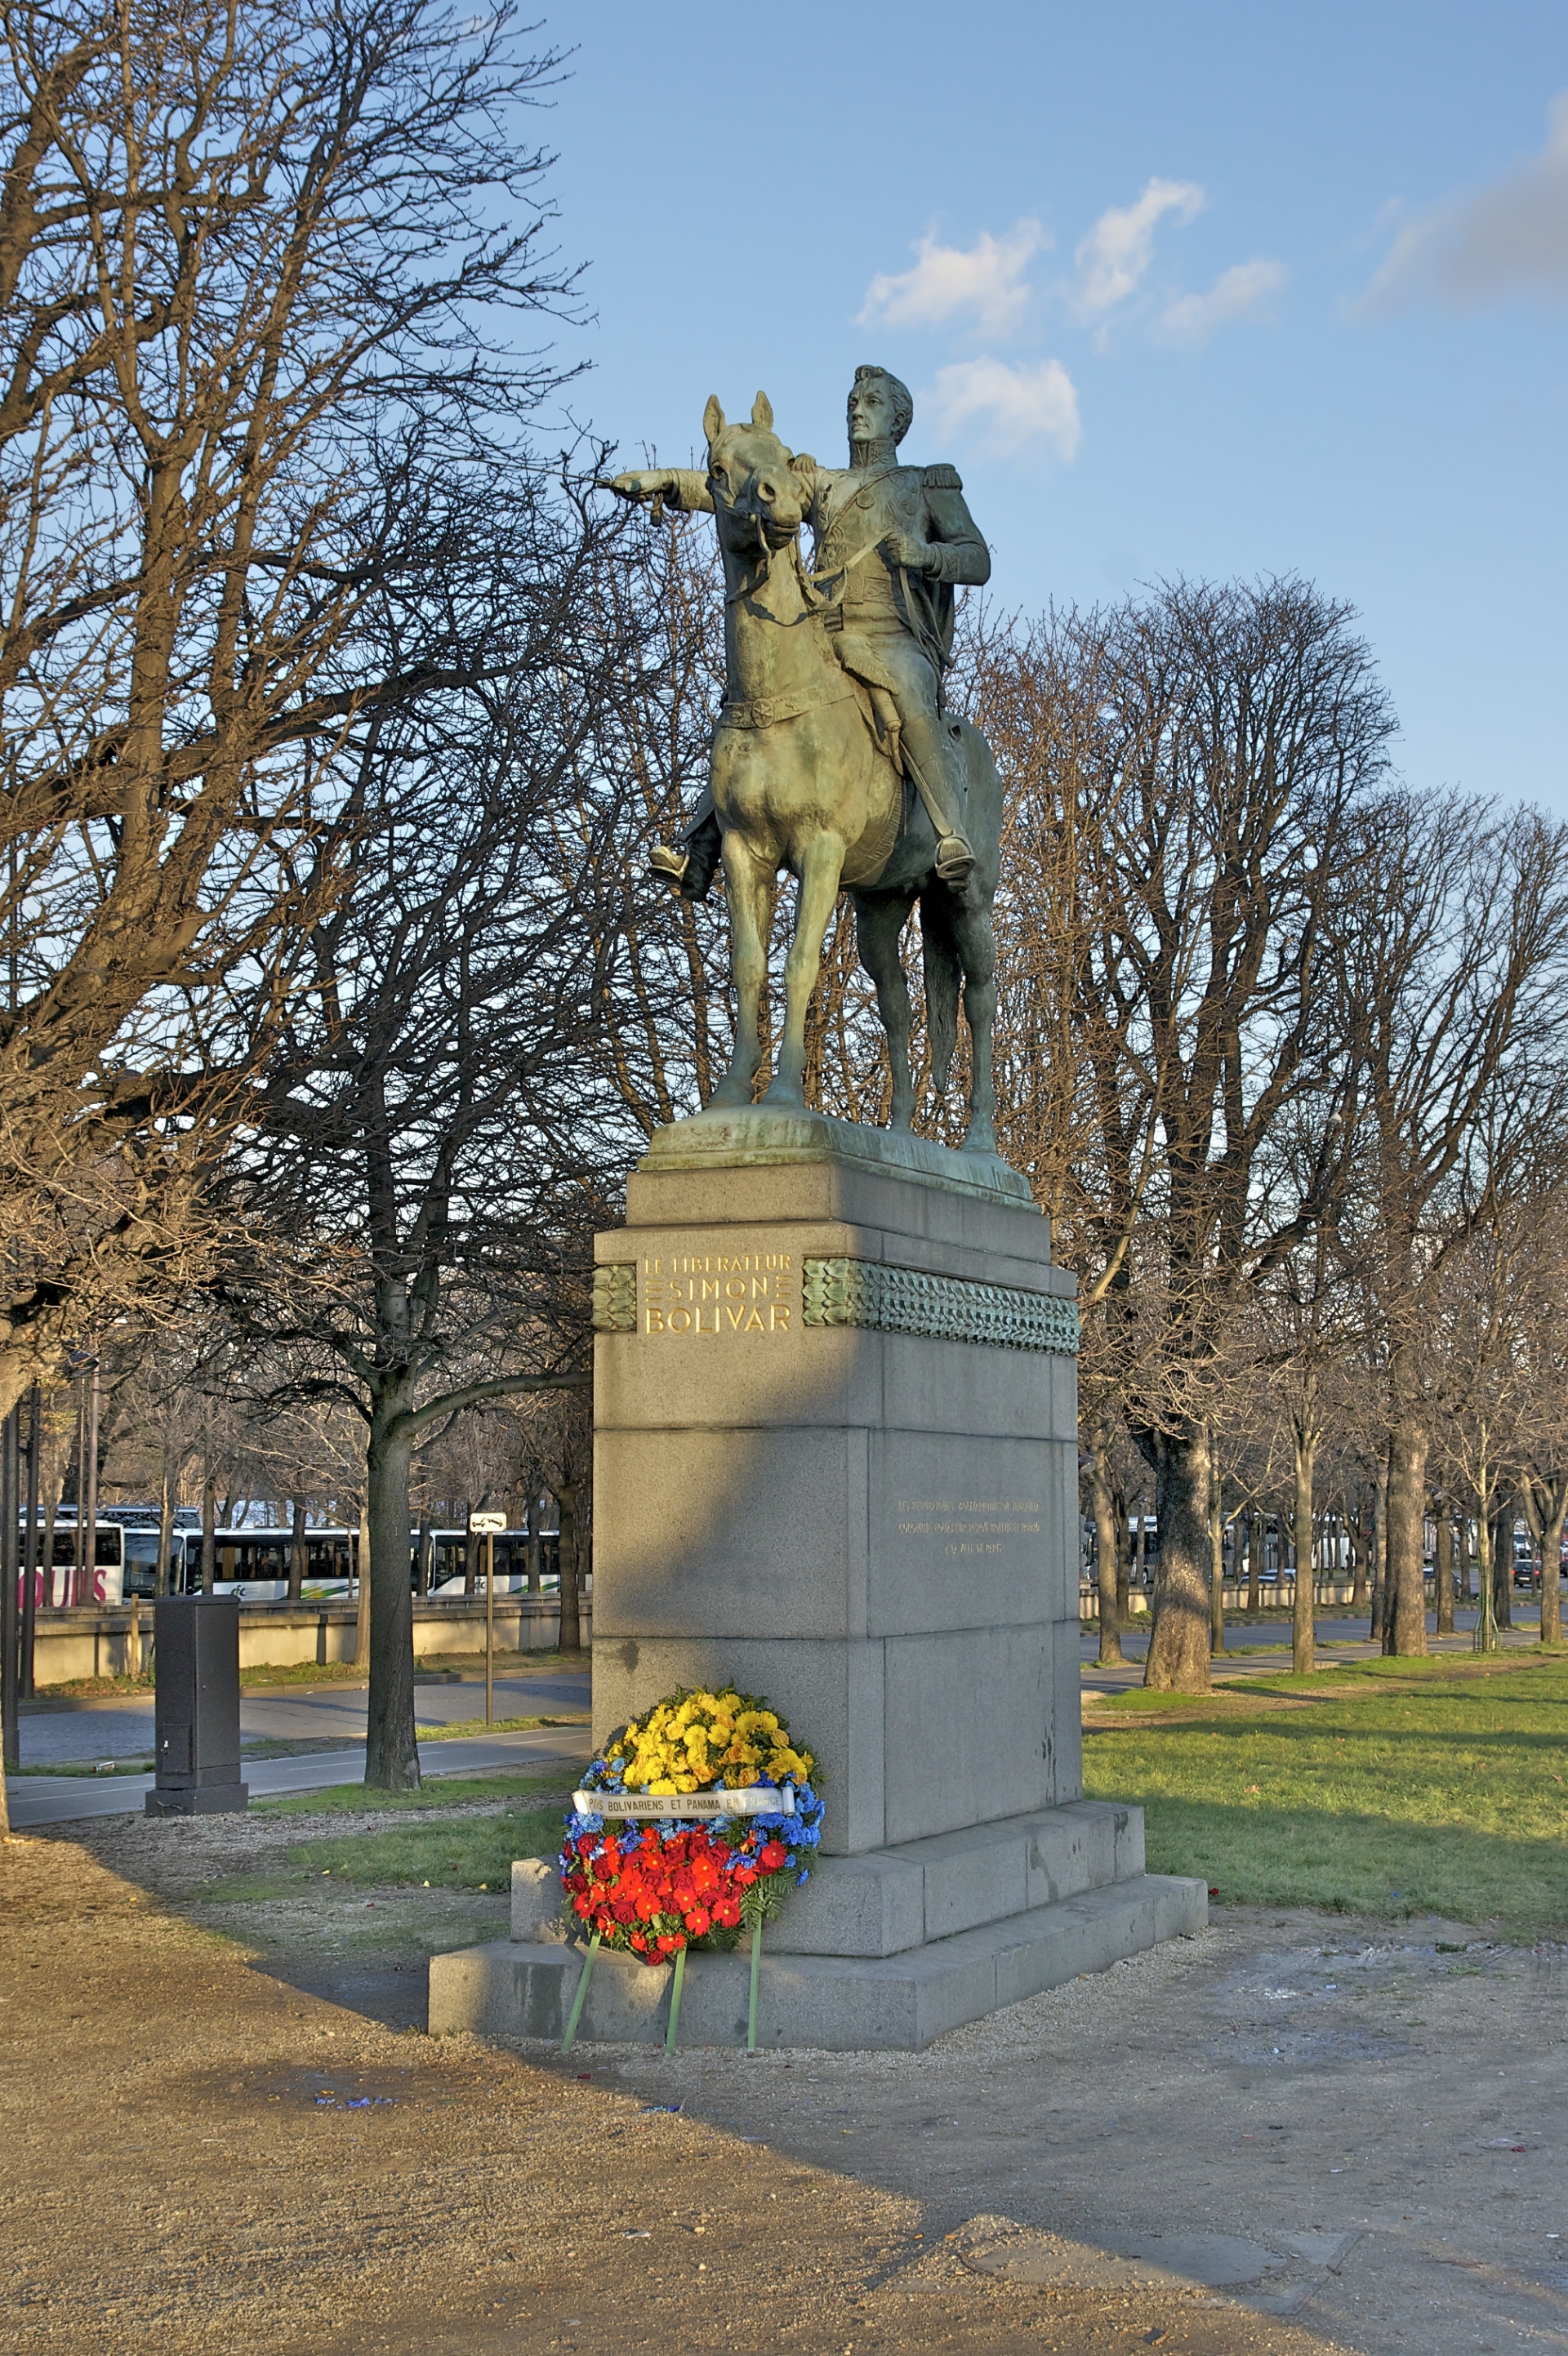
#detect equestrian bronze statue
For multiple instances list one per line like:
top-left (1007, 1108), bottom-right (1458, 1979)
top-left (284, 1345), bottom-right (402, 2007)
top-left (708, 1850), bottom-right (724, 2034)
top-left (612, 364), bottom-right (1004, 1155)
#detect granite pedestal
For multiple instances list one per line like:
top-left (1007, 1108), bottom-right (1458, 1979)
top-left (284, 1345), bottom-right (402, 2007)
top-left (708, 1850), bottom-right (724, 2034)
top-left (429, 1109), bottom-right (1205, 2048)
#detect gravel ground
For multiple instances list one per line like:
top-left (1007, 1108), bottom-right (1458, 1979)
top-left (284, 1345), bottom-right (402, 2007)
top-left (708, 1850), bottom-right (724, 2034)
top-left (3, 1802), bottom-right (1564, 2356)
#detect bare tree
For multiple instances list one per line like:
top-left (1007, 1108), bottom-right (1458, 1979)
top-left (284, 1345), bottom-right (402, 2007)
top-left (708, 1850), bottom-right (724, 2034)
top-left (974, 581), bottom-right (1390, 1691)
top-left (1342, 791), bottom-right (1568, 1655)
top-left (0, 0), bottom-right (581, 1410)
top-left (220, 474), bottom-right (639, 1785)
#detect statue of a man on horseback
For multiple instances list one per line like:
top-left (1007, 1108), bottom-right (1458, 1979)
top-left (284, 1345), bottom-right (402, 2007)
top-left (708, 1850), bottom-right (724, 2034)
top-left (617, 366), bottom-right (991, 897)
top-left (608, 370), bottom-right (1005, 1157)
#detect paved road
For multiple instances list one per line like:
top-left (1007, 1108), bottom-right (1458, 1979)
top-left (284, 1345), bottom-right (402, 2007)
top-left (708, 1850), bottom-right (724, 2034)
top-left (15, 1666), bottom-right (591, 1766)
top-left (1080, 1606), bottom-right (1544, 1694)
top-left (7, 1718), bottom-right (595, 1829)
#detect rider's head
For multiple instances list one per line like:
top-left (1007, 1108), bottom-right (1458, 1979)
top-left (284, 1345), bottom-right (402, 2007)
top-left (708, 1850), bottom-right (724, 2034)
top-left (848, 365), bottom-right (913, 456)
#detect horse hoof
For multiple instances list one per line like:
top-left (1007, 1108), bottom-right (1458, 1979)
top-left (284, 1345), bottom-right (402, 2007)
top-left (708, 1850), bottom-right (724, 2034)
top-left (760, 1081), bottom-right (805, 1111)
top-left (962, 1124), bottom-right (997, 1156)
top-left (706, 1079), bottom-right (754, 1110)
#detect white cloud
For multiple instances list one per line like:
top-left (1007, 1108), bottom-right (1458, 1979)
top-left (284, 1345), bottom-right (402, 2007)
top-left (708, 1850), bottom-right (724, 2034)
top-left (1074, 178), bottom-right (1205, 316)
top-left (1160, 257), bottom-right (1288, 343)
top-left (924, 356), bottom-right (1081, 459)
top-left (1364, 89), bottom-right (1568, 311)
top-left (858, 220), bottom-right (1049, 338)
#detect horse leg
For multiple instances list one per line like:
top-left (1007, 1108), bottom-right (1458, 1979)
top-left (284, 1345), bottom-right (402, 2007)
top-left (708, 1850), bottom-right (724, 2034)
top-left (708, 833), bottom-right (774, 1107)
top-left (764, 834), bottom-right (845, 1107)
top-left (949, 897), bottom-right (999, 1155)
top-left (854, 892), bottom-right (916, 1129)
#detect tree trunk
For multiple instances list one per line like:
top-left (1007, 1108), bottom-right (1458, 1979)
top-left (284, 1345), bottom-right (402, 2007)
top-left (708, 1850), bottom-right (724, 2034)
top-left (1350, 1498), bottom-right (1369, 1613)
top-left (1209, 1461), bottom-right (1227, 1658)
top-left (1475, 1503), bottom-right (1499, 1652)
top-left (41, 1472), bottom-right (60, 1614)
top-left (200, 1469), bottom-right (216, 1596)
top-left (1088, 1445), bottom-right (1123, 1666)
top-left (1370, 1459), bottom-right (1388, 1639)
top-left (156, 1465), bottom-right (175, 1600)
top-left (364, 1392), bottom-right (418, 1789)
top-left (289, 1499), bottom-right (307, 1603)
top-left (1129, 1507), bottom-right (1144, 1612)
top-left (82, 1367), bottom-right (100, 1605)
top-left (416, 1514), bottom-right (432, 1597)
top-left (1490, 1503), bottom-right (1512, 1630)
top-left (1539, 1493), bottom-right (1566, 1646)
top-left (1434, 1495), bottom-right (1454, 1636)
top-left (1143, 1432), bottom-right (1213, 1693)
top-left (20, 1387), bottom-right (39, 1699)
top-left (526, 1491), bottom-right (541, 1593)
top-left (555, 1480), bottom-right (581, 1655)
top-left (354, 1503), bottom-right (372, 1668)
top-left (1384, 1423), bottom-right (1428, 1655)
top-left (1293, 1429), bottom-right (1317, 1676)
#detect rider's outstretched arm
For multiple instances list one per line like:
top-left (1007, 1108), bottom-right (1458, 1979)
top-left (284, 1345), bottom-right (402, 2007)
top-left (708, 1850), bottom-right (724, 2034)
top-left (609, 467), bottom-right (715, 514)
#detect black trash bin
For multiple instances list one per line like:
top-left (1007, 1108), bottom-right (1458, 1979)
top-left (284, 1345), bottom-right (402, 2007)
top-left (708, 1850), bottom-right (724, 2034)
top-left (145, 1595), bottom-right (249, 1816)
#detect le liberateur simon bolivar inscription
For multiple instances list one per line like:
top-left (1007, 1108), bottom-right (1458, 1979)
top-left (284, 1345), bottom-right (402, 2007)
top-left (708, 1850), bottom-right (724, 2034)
top-left (639, 1251), bottom-right (795, 1337)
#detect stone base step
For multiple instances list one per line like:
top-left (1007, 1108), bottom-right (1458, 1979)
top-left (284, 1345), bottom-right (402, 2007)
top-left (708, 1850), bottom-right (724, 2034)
top-left (429, 1872), bottom-right (1206, 2053)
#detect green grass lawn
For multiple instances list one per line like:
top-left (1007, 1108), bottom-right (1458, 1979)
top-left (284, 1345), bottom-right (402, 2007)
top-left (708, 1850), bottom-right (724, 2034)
top-left (1084, 1654), bottom-right (1568, 1935)
top-left (203, 1771), bottom-right (568, 1899)
top-left (416, 1712), bottom-right (588, 1740)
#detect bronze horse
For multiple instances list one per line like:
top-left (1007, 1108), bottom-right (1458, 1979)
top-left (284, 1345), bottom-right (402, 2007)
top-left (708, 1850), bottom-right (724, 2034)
top-left (670, 394), bottom-right (1003, 1154)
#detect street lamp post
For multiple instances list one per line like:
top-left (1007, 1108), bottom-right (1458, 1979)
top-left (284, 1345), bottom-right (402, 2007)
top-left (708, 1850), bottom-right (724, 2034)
top-left (470, 1510), bottom-right (507, 1727)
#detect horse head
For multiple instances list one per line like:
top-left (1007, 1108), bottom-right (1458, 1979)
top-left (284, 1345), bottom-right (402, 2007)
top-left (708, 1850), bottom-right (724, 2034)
top-left (702, 391), bottom-right (804, 553)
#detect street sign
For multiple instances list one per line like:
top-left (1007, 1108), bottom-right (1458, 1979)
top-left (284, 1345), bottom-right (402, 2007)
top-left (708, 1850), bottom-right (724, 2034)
top-left (468, 1510), bottom-right (507, 1533)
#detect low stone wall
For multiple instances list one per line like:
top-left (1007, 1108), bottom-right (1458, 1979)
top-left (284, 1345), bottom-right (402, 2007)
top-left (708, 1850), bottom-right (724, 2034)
top-left (28, 1595), bottom-right (592, 1686)
top-left (1077, 1580), bottom-right (1379, 1620)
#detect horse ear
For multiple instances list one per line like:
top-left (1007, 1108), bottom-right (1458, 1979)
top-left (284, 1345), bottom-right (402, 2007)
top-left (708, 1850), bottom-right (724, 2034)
top-left (703, 394), bottom-right (726, 445)
top-left (751, 390), bottom-right (773, 431)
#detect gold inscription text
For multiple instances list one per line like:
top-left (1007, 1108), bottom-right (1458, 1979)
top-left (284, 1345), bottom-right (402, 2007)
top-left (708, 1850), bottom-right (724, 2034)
top-left (639, 1251), bottom-right (795, 1338)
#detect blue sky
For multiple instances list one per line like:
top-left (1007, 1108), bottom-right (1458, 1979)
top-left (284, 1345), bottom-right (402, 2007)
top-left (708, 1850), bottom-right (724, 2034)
top-left (534, 2), bottom-right (1567, 815)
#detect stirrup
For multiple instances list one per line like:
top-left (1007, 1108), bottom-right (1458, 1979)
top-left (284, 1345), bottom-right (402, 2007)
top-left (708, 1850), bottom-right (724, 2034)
top-left (649, 842), bottom-right (690, 891)
top-left (935, 833), bottom-right (975, 886)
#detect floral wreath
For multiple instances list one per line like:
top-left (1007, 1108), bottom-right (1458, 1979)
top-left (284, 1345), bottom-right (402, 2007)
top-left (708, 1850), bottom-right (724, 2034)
top-left (558, 1685), bottom-right (822, 2051)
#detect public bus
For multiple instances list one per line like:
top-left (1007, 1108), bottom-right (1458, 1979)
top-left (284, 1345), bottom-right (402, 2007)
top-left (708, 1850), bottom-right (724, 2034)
top-left (19, 1515), bottom-right (566, 1604)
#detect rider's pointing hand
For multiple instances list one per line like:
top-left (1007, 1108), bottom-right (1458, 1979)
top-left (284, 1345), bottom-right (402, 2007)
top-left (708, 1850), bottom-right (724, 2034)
top-left (609, 470), bottom-right (677, 503)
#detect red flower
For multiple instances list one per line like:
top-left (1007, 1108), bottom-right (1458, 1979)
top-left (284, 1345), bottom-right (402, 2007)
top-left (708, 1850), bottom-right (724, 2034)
top-left (735, 1866), bottom-right (757, 1887)
top-left (758, 1842), bottom-right (788, 1873)
top-left (684, 1907), bottom-right (711, 1936)
top-left (713, 1896), bottom-right (742, 1929)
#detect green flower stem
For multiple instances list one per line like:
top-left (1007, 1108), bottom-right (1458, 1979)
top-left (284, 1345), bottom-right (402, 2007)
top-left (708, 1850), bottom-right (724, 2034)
top-left (560, 1930), bottom-right (599, 2055)
top-left (666, 1944), bottom-right (688, 2055)
top-left (746, 1919), bottom-right (763, 2052)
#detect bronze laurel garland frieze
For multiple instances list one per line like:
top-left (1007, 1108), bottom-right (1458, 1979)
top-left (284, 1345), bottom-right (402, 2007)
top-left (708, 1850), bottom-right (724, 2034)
top-left (800, 1258), bottom-right (1079, 1354)
top-left (591, 1255), bottom-right (1078, 1354)
top-left (590, 1262), bottom-right (637, 1332)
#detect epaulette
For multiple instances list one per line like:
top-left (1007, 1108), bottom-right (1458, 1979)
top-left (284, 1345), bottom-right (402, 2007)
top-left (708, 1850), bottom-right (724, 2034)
top-left (922, 462), bottom-right (963, 491)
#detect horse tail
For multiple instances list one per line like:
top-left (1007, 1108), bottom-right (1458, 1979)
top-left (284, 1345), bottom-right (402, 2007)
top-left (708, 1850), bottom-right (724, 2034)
top-left (923, 896), bottom-right (962, 1096)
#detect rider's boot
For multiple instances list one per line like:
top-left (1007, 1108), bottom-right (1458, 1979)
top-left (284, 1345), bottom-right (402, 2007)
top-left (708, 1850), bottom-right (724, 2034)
top-left (935, 833), bottom-right (975, 888)
top-left (902, 714), bottom-right (975, 889)
top-left (650, 808), bottom-right (722, 902)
